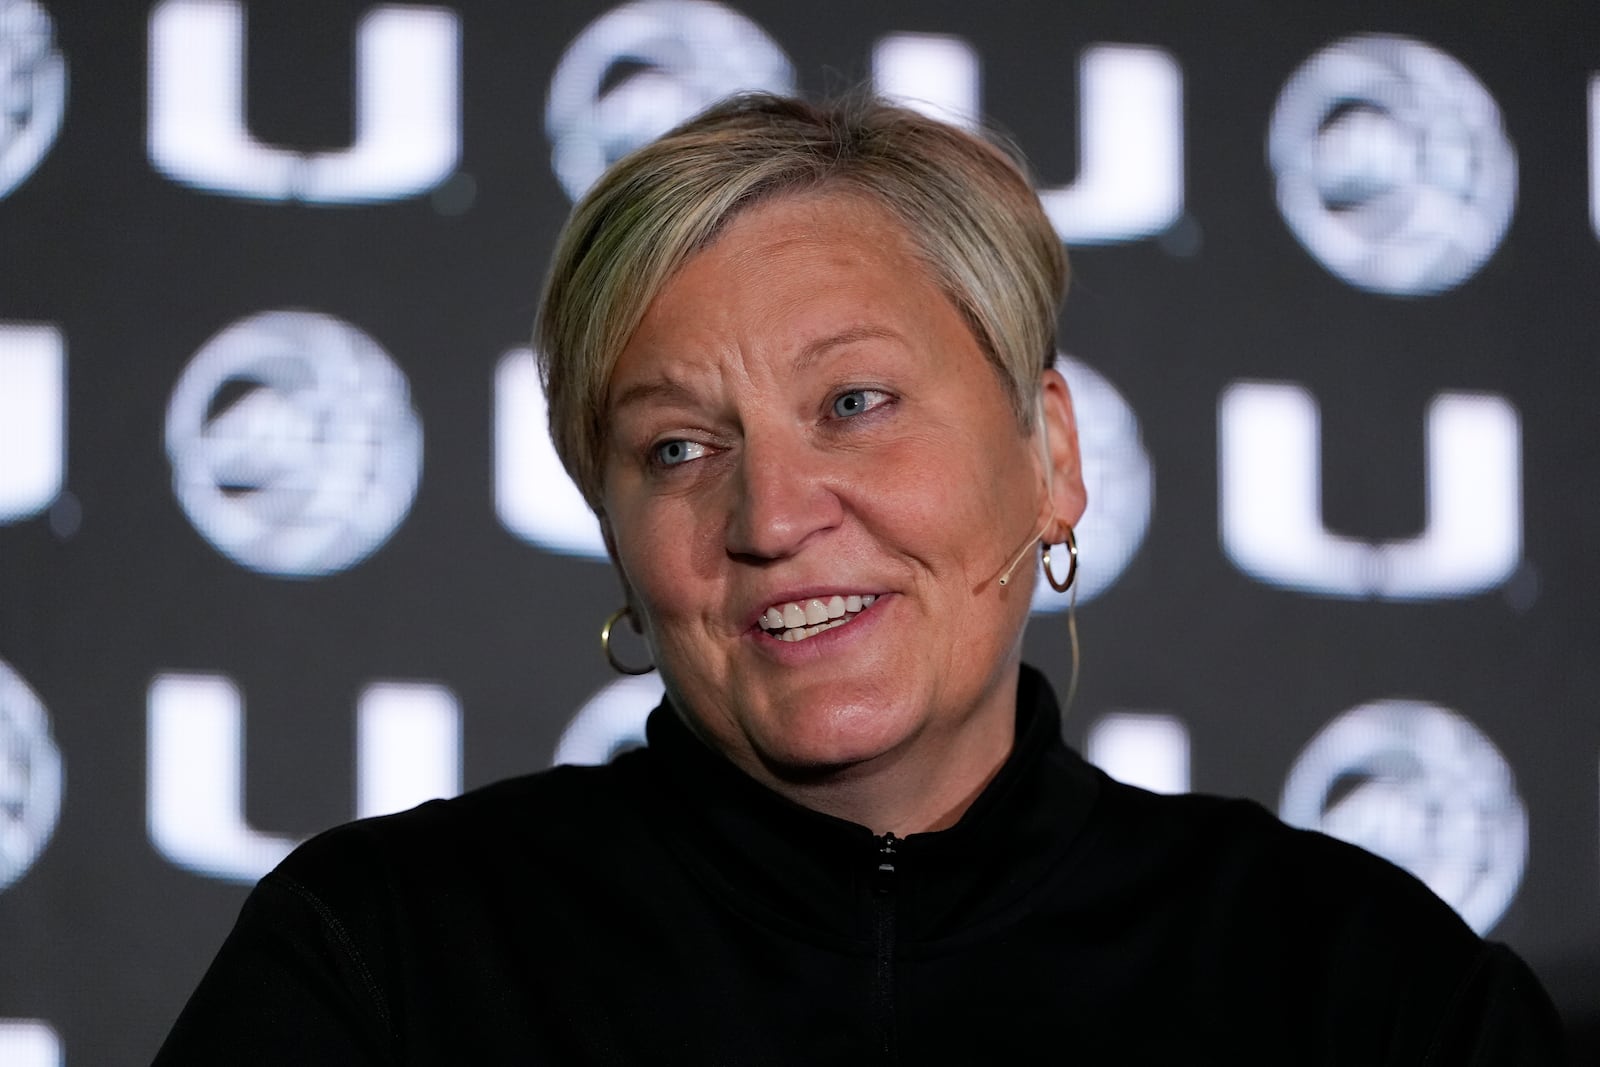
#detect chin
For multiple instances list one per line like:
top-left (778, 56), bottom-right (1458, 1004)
top-left (752, 697), bottom-right (919, 776)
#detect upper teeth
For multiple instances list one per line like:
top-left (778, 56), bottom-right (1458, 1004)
top-left (760, 595), bottom-right (876, 641)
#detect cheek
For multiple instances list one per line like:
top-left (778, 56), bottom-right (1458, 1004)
top-left (610, 496), bottom-right (724, 621)
top-left (864, 425), bottom-right (1029, 547)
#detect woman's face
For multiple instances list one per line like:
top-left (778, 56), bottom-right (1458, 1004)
top-left (600, 190), bottom-right (1084, 793)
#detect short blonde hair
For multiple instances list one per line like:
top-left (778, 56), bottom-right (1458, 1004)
top-left (536, 92), bottom-right (1067, 511)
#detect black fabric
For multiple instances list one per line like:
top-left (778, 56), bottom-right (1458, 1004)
top-left (155, 666), bottom-right (1566, 1064)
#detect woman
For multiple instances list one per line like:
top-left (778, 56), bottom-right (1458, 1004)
top-left (157, 93), bottom-right (1564, 1064)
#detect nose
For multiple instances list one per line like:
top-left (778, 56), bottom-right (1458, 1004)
top-left (724, 437), bottom-right (843, 562)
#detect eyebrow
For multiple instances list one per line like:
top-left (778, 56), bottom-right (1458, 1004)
top-left (607, 377), bottom-right (699, 416)
top-left (607, 324), bottom-right (908, 415)
top-left (793, 324), bottom-right (906, 374)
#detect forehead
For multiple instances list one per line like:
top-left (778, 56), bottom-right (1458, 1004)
top-left (607, 191), bottom-right (952, 394)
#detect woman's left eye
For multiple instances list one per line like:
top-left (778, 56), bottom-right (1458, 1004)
top-left (831, 389), bottom-right (891, 419)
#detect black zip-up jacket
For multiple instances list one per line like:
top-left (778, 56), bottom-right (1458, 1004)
top-left (155, 666), bottom-right (1566, 1064)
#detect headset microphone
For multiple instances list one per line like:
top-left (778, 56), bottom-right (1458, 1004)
top-left (998, 511), bottom-right (1051, 587)
top-left (998, 396), bottom-right (1055, 588)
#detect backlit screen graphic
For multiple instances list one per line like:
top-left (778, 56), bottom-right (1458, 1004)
top-left (2, 2), bottom-right (1598, 1061)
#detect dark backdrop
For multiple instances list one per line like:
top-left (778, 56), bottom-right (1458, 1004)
top-left (1, 1), bottom-right (1596, 1063)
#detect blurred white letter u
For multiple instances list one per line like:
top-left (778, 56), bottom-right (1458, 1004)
top-left (148, 673), bottom-right (461, 882)
top-left (147, 0), bottom-right (460, 203)
top-left (1219, 382), bottom-right (1521, 599)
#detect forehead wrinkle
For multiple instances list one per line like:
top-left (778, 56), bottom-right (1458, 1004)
top-left (607, 343), bottom-right (757, 429)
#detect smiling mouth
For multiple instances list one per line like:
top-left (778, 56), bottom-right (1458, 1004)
top-left (758, 595), bottom-right (879, 643)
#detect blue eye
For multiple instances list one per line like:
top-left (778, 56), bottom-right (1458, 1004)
top-left (832, 389), bottom-right (888, 418)
top-left (653, 439), bottom-right (706, 467)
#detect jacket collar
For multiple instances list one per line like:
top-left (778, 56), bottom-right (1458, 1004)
top-left (629, 664), bottom-right (1102, 945)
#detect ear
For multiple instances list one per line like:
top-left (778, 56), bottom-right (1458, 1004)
top-left (1037, 368), bottom-right (1086, 544)
top-left (599, 514), bottom-right (645, 634)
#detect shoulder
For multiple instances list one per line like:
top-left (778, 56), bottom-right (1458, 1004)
top-left (265, 754), bottom-right (652, 916)
top-left (1062, 777), bottom-right (1571, 1057)
top-left (1069, 772), bottom-right (1485, 982)
top-left (156, 760), bottom-right (660, 1061)
top-left (1087, 772), bottom-right (1466, 921)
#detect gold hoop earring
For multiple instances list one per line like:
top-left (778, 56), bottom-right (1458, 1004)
top-left (1042, 526), bottom-right (1078, 593)
top-left (601, 606), bottom-right (655, 676)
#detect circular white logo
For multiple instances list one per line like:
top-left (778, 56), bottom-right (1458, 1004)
top-left (1267, 34), bottom-right (1517, 296)
top-left (165, 310), bottom-right (423, 577)
top-left (552, 673), bottom-right (664, 766)
top-left (1031, 356), bottom-right (1153, 612)
top-left (0, 658), bottom-right (62, 892)
top-left (0, 0), bottom-right (67, 200)
top-left (1280, 699), bottom-right (1527, 934)
top-left (545, 0), bottom-right (794, 200)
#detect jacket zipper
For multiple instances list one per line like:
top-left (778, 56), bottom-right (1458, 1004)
top-left (872, 832), bottom-right (899, 1062)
